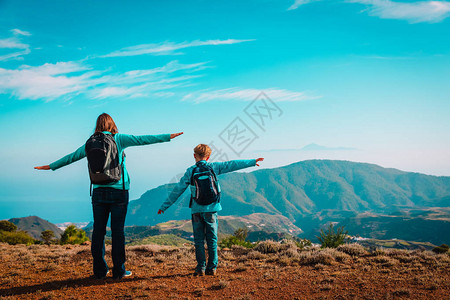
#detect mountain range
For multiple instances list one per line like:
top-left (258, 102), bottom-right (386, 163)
top-left (126, 159), bottom-right (450, 244)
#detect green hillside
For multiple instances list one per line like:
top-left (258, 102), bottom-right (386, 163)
top-left (128, 234), bottom-right (192, 247)
top-left (9, 216), bottom-right (63, 240)
top-left (85, 213), bottom-right (301, 244)
top-left (126, 160), bottom-right (450, 244)
top-left (341, 209), bottom-right (450, 245)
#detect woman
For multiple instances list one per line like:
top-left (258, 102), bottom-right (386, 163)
top-left (35, 113), bottom-right (183, 279)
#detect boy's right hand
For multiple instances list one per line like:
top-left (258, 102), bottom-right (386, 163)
top-left (255, 158), bottom-right (264, 166)
top-left (157, 209), bottom-right (164, 214)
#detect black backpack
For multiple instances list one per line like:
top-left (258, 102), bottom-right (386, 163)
top-left (189, 161), bottom-right (220, 207)
top-left (85, 132), bottom-right (125, 192)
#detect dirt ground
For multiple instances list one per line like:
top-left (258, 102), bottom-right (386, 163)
top-left (0, 243), bottom-right (449, 299)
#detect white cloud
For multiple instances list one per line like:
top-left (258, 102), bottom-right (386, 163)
top-left (0, 60), bottom-right (208, 101)
top-left (349, 0), bottom-right (450, 23)
top-left (0, 37), bottom-right (29, 49)
top-left (0, 49), bottom-right (31, 62)
top-left (288, 0), bottom-right (315, 10)
top-left (100, 39), bottom-right (255, 58)
top-left (288, 0), bottom-right (450, 23)
top-left (0, 62), bottom-right (93, 100)
top-left (11, 29), bottom-right (31, 36)
top-left (181, 88), bottom-right (320, 103)
top-left (0, 30), bottom-right (31, 61)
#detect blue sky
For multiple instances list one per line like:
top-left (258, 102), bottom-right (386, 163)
top-left (0, 0), bottom-right (449, 222)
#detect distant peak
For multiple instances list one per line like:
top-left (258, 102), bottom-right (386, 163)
top-left (300, 143), bottom-right (357, 151)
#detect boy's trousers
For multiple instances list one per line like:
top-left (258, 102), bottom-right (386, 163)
top-left (192, 212), bottom-right (218, 271)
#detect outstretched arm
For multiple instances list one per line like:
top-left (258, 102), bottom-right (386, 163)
top-left (158, 168), bottom-right (191, 214)
top-left (35, 145), bottom-right (86, 171)
top-left (212, 158), bottom-right (264, 175)
top-left (118, 132), bottom-right (183, 149)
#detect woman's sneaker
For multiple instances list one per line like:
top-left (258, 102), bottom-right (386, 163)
top-left (113, 270), bottom-right (132, 279)
top-left (95, 270), bottom-right (109, 279)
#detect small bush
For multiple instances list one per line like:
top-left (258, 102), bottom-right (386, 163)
top-left (233, 228), bottom-right (249, 241)
top-left (0, 230), bottom-right (35, 245)
top-left (280, 239), bottom-right (298, 251)
top-left (294, 238), bottom-right (312, 249)
top-left (317, 223), bottom-right (348, 248)
top-left (128, 244), bottom-right (165, 254)
top-left (284, 248), bottom-right (300, 258)
top-left (219, 227), bottom-right (254, 249)
top-left (60, 225), bottom-right (89, 245)
top-left (337, 243), bottom-right (368, 257)
top-left (246, 250), bottom-right (266, 260)
top-left (371, 255), bottom-right (398, 267)
top-left (300, 250), bottom-right (334, 265)
top-left (432, 244), bottom-right (449, 254)
top-left (254, 240), bottom-right (281, 254)
top-left (41, 230), bottom-right (55, 245)
top-left (0, 220), bottom-right (17, 232)
top-left (219, 236), bottom-right (253, 249)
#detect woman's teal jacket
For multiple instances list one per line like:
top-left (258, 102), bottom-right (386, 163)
top-left (49, 132), bottom-right (171, 190)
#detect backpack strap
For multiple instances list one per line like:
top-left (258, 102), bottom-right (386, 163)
top-left (122, 152), bottom-right (126, 191)
top-left (112, 133), bottom-right (126, 192)
top-left (189, 164), bottom-right (200, 208)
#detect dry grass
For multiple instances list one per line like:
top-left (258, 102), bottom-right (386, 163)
top-left (337, 243), bottom-right (368, 257)
top-left (0, 242), bottom-right (449, 299)
top-left (253, 240), bottom-right (281, 254)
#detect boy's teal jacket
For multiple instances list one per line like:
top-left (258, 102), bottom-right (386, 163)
top-left (159, 159), bottom-right (257, 214)
top-left (49, 132), bottom-right (171, 190)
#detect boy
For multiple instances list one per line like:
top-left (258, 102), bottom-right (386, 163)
top-left (158, 144), bottom-right (264, 276)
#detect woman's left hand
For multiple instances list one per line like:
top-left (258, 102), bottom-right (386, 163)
top-left (170, 132), bottom-right (184, 139)
top-left (34, 165), bottom-right (51, 170)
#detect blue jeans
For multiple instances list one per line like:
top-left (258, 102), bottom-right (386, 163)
top-left (91, 188), bottom-right (129, 278)
top-left (192, 212), bottom-right (218, 272)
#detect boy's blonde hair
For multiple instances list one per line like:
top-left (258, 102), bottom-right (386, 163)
top-left (194, 144), bottom-right (212, 159)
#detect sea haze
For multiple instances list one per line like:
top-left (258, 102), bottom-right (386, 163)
top-left (0, 200), bottom-right (93, 223)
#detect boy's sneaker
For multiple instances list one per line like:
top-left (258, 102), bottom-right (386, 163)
top-left (205, 269), bottom-right (216, 276)
top-left (193, 270), bottom-right (205, 276)
top-left (113, 270), bottom-right (132, 280)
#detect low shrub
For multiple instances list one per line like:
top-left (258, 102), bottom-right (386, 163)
top-left (317, 223), bottom-right (348, 248)
top-left (0, 220), bottom-right (17, 232)
top-left (432, 244), bottom-right (449, 254)
top-left (219, 236), bottom-right (253, 249)
top-left (337, 243), bottom-right (368, 257)
top-left (254, 240), bottom-right (281, 254)
top-left (371, 255), bottom-right (398, 267)
top-left (300, 249), bottom-right (336, 265)
top-left (280, 239), bottom-right (298, 251)
top-left (291, 238), bottom-right (312, 249)
top-left (0, 230), bottom-right (35, 245)
top-left (128, 244), bottom-right (165, 254)
top-left (219, 228), bottom-right (254, 249)
top-left (372, 248), bottom-right (386, 256)
top-left (60, 225), bottom-right (89, 245)
top-left (246, 250), bottom-right (266, 260)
